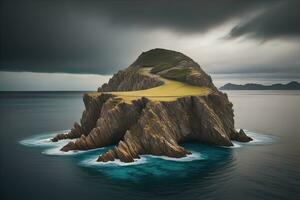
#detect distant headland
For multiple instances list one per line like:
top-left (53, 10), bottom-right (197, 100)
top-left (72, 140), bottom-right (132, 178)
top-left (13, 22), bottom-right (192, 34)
top-left (220, 81), bottom-right (300, 90)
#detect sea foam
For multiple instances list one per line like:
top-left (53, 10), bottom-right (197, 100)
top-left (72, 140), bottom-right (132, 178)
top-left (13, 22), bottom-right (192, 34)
top-left (19, 129), bottom-right (277, 180)
top-left (19, 130), bottom-right (70, 147)
top-left (80, 156), bottom-right (147, 167)
top-left (19, 130), bottom-right (92, 156)
top-left (20, 129), bottom-right (276, 161)
top-left (244, 130), bottom-right (276, 145)
top-left (145, 151), bottom-right (203, 162)
top-left (220, 129), bottom-right (276, 149)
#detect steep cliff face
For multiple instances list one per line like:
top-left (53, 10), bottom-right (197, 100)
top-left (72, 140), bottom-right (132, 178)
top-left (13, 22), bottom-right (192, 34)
top-left (52, 94), bottom-right (111, 142)
top-left (98, 94), bottom-right (237, 163)
top-left (53, 48), bottom-right (252, 162)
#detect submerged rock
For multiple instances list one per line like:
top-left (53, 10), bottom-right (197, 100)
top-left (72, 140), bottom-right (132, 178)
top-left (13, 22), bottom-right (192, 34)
top-left (53, 48), bottom-right (252, 162)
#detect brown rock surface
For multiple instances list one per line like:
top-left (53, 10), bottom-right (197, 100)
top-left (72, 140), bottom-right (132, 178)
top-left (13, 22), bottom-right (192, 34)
top-left (53, 48), bottom-right (252, 162)
top-left (52, 94), bottom-right (112, 142)
top-left (98, 66), bottom-right (163, 92)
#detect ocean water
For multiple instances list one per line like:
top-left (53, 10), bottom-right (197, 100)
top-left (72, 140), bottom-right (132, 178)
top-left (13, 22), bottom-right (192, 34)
top-left (0, 91), bottom-right (300, 200)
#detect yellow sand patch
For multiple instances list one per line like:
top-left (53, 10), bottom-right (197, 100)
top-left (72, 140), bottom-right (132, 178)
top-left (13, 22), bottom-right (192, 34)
top-left (91, 67), bottom-right (211, 103)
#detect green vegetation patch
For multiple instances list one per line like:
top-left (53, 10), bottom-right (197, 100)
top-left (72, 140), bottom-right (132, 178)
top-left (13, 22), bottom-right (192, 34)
top-left (135, 49), bottom-right (187, 67)
top-left (160, 68), bottom-right (191, 82)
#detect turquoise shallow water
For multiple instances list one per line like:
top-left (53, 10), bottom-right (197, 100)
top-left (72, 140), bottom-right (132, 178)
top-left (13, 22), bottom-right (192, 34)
top-left (1, 91), bottom-right (300, 200)
top-left (19, 129), bottom-right (276, 182)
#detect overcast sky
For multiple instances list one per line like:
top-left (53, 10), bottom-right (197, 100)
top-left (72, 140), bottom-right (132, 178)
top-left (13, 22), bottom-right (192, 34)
top-left (1, 0), bottom-right (299, 90)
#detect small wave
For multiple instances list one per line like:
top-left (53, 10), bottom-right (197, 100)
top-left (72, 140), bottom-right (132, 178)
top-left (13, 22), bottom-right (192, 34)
top-left (79, 151), bottom-right (202, 171)
top-left (19, 130), bottom-right (70, 147)
top-left (42, 146), bottom-right (79, 156)
top-left (42, 146), bottom-right (102, 156)
top-left (230, 129), bottom-right (276, 147)
top-left (19, 137), bottom-right (52, 147)
top-left (145, 151), bottom-right (203, 162)
top-left (226, 142), bottom-right (242, 148)
top-left (80, 156), bottom-right (147, 167)
top-left (243, 129), bottom-right (276, 145)
top-left (19, 130), bottom-right (89, 156)
top-left (221, 129), bottom-right (276, 149)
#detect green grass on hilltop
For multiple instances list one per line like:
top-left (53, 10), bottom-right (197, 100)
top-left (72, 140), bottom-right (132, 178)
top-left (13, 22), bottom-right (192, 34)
top-left (135, 49), bottom-right (187, 68)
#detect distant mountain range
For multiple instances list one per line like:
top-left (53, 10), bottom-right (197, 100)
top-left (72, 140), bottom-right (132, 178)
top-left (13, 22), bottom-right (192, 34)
top-left (220, 81), bottom-right (300, 90)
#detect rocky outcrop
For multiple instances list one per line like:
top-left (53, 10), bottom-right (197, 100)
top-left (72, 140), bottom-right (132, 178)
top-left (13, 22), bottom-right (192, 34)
top-left (231, 129), bottom-right (252, 142)
top-left (52, 93), bottom-right (112, 142)
top-left (97, 93), bottom-right (252, 163)
top-left (53, 48), bottom-right (252, 162)
top-left (61, 96), bottom-right (148, 151)
top-left (51, 122), bottom-right (82, 142)
top-left (98, 66), bottom-right (163, 92)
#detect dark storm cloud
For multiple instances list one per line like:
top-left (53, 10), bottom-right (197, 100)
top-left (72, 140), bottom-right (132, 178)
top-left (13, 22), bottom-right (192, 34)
top-left (0, 0), bottom-right (297, 74)
top-left (92, 0), bottom-right (273, 32)
top-left (0, 0), bottom-right (127, 74)
top-left (228, 0), bottom-right (300, 39)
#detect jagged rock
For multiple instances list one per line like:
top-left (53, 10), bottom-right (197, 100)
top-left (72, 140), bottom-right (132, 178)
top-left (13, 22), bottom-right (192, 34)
top-left (52, 93), bottom-right (112, 142)
top-left (61, 96), bottom-right (149, 151)
top-left (51, 122), bottom-right (82, 142)
top-left (54, 48), bottom-right (252, 162)
top-left (231, 129), bottom-right (253, 142)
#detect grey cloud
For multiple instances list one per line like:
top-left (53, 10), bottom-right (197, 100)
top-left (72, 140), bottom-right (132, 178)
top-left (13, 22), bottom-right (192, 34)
top-left (228, 0), bottom-right (300, 40)
top-left (0, 0), bottom-right (297, 75)
top-left (94, 0), bottom-right (273, 32)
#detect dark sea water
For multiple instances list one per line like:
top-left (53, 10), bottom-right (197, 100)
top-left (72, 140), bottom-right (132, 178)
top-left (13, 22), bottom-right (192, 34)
top-left (0, 91), bottom-right (299, 200)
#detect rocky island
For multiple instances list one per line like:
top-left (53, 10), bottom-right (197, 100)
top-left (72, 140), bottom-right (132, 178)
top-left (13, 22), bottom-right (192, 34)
top-left (52, 48), bottom-right (252, 163)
